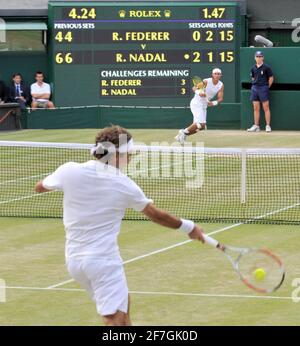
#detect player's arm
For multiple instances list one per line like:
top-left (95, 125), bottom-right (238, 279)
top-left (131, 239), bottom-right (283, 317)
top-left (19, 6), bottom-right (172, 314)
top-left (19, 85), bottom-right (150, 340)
top-left (35, 164), bottom-right (67, 193)
top-left (142, 203), bottom-right (204, 241)
top-left (199, 80), bottom-right (208, 97)
top-left (217, 84), bottom-right (224, 103)
top-left (35, 180), bottom-right (52, 193)
top-left (208, 85), bottom-right (224, 107)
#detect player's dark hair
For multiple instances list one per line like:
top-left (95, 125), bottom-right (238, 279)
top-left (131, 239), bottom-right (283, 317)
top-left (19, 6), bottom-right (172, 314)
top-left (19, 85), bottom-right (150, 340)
top-left (35, 71), bottom-right (44, 76)
top-left (93, 125), bottom-right (132, 160)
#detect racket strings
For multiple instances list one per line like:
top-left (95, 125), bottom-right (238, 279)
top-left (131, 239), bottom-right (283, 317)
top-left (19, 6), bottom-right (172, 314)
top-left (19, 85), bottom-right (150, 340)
top-left (237, 250), bottom-right (284, 292)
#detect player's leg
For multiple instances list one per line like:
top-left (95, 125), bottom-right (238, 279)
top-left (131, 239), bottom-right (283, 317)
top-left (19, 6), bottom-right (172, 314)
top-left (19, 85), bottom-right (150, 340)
top-left (184, 122), bottom-right (206, 135)
top-left (87, 260), bottom-right (130, 326)
top-left (184, 105), bottom-right (207, 134)
top-left (67, 259), bottom-right (130, 326)
top-left (175, 106), bottom-right (206, 143)
top-left (102, 295), bottom-right (131, 326)
top-left (102, 311), bottom-right (130, 326)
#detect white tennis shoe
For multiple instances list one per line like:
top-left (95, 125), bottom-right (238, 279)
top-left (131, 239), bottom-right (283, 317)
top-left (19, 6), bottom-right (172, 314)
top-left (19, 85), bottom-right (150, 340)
top-left (175, 129), bottom-right (187, 145)
top-left (266, 125), bottom-right (272, 132)
top-left (247, 124), bottom-right (260, 132)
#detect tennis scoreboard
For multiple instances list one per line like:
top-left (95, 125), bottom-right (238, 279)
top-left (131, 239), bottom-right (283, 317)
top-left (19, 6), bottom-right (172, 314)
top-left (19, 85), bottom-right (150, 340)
top-left (48, 2), bottom-right (241, 107)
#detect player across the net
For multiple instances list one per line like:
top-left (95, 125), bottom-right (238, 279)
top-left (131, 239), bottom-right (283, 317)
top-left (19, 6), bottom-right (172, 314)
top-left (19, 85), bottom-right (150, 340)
top-left (175, 68), bottom-right (224, 145)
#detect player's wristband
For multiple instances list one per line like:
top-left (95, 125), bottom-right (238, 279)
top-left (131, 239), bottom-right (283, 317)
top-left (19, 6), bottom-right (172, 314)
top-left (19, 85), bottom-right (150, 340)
top-left (178, 219), bottom-right (195, 234)
top-left (203, 234), bottom-right (219, 248)
top-left (212, 101), bottom-right (218, 106)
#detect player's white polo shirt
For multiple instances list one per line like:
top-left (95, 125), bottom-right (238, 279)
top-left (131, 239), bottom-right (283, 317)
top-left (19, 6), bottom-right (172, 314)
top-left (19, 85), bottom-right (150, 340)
top-left (190, 78), bottom-right (223, 108)
top-left (42, 160), bottom-right (152, 262)
top-left (190, 78), bottom-right (223, 124)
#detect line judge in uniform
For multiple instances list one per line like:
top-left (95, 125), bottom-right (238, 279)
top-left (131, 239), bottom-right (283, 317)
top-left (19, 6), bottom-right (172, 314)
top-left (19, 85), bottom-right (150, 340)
top-left (247, 51), bottom-right (274, 133)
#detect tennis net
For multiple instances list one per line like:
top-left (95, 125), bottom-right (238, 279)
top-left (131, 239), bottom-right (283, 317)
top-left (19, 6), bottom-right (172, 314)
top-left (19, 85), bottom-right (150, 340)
top-left (1, 141), bottom-right (300, 224)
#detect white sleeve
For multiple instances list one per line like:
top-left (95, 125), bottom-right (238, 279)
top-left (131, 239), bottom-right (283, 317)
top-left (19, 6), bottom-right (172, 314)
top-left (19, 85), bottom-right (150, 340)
top-left (42, 163), bottom-right (71, 191)
top-left (45, 84), bottom-right (51, 94)
top-left (30, 84), bottom-right (35, 94)
top-left (195, 89), bottom-right (200, 95)
top-left (127, 180), bottom-right (153, 212)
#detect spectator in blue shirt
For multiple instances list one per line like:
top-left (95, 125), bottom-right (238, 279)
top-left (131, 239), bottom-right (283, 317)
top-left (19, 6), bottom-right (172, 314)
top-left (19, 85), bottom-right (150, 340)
top-left (247, 51), bottom-right (274, 132)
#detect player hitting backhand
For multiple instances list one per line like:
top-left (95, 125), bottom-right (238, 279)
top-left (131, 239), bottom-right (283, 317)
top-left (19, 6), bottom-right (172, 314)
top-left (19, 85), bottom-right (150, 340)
top-left (35, 125), bottom-right (206, 326)
top-left (175, 68), bottom-right (224, 144)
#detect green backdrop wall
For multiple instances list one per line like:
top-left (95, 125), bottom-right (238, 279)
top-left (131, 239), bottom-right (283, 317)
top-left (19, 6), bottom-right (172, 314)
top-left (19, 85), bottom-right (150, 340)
top-left (0, 52), bottom-right (48, 87)
top-left (24, 103), bottom-right (241, 129)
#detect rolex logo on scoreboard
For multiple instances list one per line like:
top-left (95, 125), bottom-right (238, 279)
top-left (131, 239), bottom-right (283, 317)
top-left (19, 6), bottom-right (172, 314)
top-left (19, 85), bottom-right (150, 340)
top-left (119, 10), bottom-right (126, 18)
top-left (164, 10), bottom-right (171, 18)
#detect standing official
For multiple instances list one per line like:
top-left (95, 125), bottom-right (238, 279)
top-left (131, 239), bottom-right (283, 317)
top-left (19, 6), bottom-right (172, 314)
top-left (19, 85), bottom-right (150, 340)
top-left (247, 51), bottom-right (274, 133)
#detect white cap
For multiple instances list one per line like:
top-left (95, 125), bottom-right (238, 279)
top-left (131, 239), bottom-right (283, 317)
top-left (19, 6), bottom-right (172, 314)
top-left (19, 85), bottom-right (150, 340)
top-left (212, 68), bottom-right (222, 74)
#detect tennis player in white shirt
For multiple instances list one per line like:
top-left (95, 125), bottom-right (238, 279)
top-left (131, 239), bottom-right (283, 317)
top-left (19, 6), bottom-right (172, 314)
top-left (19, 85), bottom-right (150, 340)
top-left (35, 126), bottom-right (205, 326)
top-left (175, 68), bottom-right (224, 144)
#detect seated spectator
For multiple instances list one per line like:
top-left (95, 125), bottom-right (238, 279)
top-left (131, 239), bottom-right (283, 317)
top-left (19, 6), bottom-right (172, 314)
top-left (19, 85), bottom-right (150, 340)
top-left (31, 71), bottom-right (55, 109)
top-left (9, 73), bottom-right (30, 110)
top-left (0, 79), bottom-right (7, 104)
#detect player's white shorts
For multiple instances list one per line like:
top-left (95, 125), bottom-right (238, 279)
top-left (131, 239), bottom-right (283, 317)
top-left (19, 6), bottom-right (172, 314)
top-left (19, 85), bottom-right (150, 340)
top-left (190, 104), bottom-right (207, 124)
top-left (67, 258), bottom-right (128, 316)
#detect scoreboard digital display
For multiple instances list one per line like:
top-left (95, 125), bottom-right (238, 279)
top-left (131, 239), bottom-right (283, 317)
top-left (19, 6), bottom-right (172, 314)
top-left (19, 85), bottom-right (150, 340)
top-left (48, 2), bottom-right (241, 107)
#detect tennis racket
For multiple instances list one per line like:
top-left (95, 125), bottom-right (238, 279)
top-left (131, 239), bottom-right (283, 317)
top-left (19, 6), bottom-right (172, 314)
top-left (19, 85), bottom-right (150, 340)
top-left (203, 234), bottom-right (285, 293)
top-left (192, 75), bottom-right (206, 92)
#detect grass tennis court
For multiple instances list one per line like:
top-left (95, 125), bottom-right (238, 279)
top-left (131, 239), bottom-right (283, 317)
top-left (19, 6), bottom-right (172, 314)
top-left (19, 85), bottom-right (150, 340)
top-left (0, 129), bottom-right (300, 325)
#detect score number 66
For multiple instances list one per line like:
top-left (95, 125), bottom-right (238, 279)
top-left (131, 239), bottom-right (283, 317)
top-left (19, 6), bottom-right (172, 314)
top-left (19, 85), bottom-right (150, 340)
top-left (55, 53), bottom-right (73, 64)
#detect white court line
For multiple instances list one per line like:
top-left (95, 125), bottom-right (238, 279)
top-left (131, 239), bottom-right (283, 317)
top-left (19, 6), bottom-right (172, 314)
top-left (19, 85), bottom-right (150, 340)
top-left (46, 200), bottom-right (300, 290)
top-left (0, 173), bottom-right (50, 186)
top-left (0, 285), bottom-right (293, 301)
top-left (0, 191), bottom-right (54, 205)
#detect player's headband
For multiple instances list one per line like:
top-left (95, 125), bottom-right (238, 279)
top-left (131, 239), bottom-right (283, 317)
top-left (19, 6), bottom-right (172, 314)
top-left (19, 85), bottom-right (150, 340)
top-left (91, 138), bottom-right (134, 156)
top-left (212, 68), bottom-right (222, 74)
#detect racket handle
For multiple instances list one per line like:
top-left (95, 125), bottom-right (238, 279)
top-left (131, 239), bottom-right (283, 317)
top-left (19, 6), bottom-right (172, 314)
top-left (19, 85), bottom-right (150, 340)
top-left (203, 234), bottom-right (220, 248)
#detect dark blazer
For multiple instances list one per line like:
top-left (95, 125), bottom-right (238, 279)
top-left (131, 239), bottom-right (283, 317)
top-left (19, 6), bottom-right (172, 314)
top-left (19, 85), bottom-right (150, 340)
top-left (8, 82), bottom-right (30, 104)
top-left (0, 81), bottom-right (7, 102)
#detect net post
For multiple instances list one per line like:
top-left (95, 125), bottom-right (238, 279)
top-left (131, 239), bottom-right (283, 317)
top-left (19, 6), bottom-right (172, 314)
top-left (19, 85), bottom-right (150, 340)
top-left (240, 149), bottom-right (247, 204)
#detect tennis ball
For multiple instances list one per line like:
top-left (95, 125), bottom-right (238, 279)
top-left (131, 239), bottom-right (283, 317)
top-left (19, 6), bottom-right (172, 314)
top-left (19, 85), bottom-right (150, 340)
top-left (253, 268), bottom-right (266, 281)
